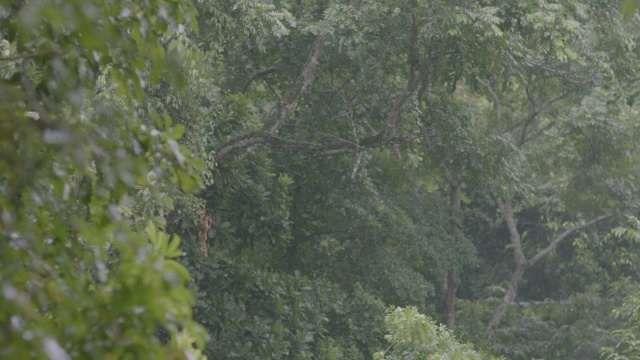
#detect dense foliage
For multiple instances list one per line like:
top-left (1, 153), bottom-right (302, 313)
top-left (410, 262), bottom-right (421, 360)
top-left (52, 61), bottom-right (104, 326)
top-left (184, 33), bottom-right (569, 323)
top-left (374, 307), bottom-right (501, 360)
top-left (3, 0), bottom-right (640, 359)
top-left (0, 0), bottom-right (206, 358)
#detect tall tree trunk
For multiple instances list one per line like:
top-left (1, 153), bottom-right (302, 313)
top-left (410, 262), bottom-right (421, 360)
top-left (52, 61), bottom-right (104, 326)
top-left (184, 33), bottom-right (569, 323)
top-left (443, 181), bottom-right (462, 329)
top-left (484, 199), bottom-right (525, 338)
top-left (484, 263), bottom-right (526, 338)
top-left (443, 269), bottom-right (460, 329)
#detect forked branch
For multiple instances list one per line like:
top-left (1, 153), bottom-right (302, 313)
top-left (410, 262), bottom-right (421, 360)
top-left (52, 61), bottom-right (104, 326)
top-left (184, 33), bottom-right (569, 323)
top-left (214, 32), bottom-right (327, 165)
top-left (485, 198), bottom-right (612, 339)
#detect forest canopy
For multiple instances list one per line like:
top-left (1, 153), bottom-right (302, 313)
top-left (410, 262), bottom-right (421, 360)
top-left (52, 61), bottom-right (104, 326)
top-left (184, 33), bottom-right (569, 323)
top-left (2, 0), bottom-right (640, 359)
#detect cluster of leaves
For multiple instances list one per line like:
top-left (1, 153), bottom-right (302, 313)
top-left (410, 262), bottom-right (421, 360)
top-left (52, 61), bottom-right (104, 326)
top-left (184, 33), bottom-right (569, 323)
top-left (182, 0), bottom-right (640, 358)
top-left (601, 218), bottom-right (640, 360)
top-left (5, 0), bottom-right (640, 358)
top-left (374, 306), bottom-right (502, 360)
top-left (0, 0), bottom-right (207, 358)
top-left (182, 248), bottom-right (386, 359)
top-left (456, 283), bottom-right (636, 360)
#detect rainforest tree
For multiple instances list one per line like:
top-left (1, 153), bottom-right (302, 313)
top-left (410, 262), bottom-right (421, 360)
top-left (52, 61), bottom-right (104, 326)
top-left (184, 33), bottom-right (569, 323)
top-left (3, 0), bottom-right (640, 359)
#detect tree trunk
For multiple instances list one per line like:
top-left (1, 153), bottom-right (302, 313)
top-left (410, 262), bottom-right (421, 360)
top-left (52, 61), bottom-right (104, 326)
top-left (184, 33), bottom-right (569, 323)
top-left (484, 258), bottom-right (526, 338)
top-left (443, 269), bottom-right (460, 329)
top-left (483, 199), bottom-right (612, 338)
top-left (485, 198), bottom-right (527, 338)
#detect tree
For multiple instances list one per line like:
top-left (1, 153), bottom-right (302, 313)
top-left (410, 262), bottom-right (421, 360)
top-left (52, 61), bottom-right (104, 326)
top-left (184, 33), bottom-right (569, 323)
top-left (434, 0), bottom-right (640, 338)
top-left (5, 0), bottom-right (636, 358)
top-left (180, 0), bottom-right (640, 356)
top-left (0, 0), bottom-right (206, 358)
top-left (602, 218), bottom-right (640, 360)
top-left (374, 306), bottom-right (502, 360)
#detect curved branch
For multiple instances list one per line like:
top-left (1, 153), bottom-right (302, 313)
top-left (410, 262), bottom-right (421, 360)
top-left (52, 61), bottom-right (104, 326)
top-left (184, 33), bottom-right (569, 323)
top-left (214, 32), bottom-right (327, 164)
top-left (241, 66), bottom-right (276, 93)
top-left (214, 5), bottom-right (427, 165)
top-left (529, 213), bottom-right (613, 266)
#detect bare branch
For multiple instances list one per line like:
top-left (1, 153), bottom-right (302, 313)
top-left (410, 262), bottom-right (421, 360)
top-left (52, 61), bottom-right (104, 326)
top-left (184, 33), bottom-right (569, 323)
top-left (215, 133), bottom-right (267, 162)
top-left (236, 143), bottom-right (262, 161)
top-left (529, 213), bottom-right (613, 266)
top-left (235, 131), bottom-right (434, 158)
top-left (520, 83), bottom-right (538, 145)
top-left (485, 199), bottom-right (613, 338)
top-left (362, 118), bottom-right (379, 135)
top-left (381, 86), bottom-right (419, 140)
top-left (264, 33), bottom-right (325, 134)
top-left (342, 93), bottom-right (368, 176)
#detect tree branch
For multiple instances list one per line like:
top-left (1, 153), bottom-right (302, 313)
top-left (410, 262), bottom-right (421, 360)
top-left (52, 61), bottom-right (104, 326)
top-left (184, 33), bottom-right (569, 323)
top-left (265, 33), bottom-right (325, 135)
top-left (529, 213), bottom-right (613, 266)
top-left (485, 198), bottom-right (527, 339)
top-left (519, 57), bottom-right (595, 84)
top-left (214, 4), bottom-right (427, 165)
top-left (241, 66), bottom-right (276, 93)
top-left (499, 93), bottom-right (566, 136)
top-left (381, 16), bottom-right (422, 140)
top-left (230, 130), bottom-right (433, 158)
top-left (214, 32), bottom-right (326, 164)
top-left (521, 121), bottom-right (555, 144)
top-left (497, 198), bottom-right (526, 264)
top-left (476, 77), bottom-right (501, 123)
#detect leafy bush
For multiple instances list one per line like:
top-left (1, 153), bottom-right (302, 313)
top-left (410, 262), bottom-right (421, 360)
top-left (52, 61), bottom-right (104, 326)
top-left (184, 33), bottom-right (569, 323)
top-left (0, 0), bottom-right (206, 358)
top-left (374, 306), bottom-right (501, 360)
top-left (183, 249), bottom-right (386, 359)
